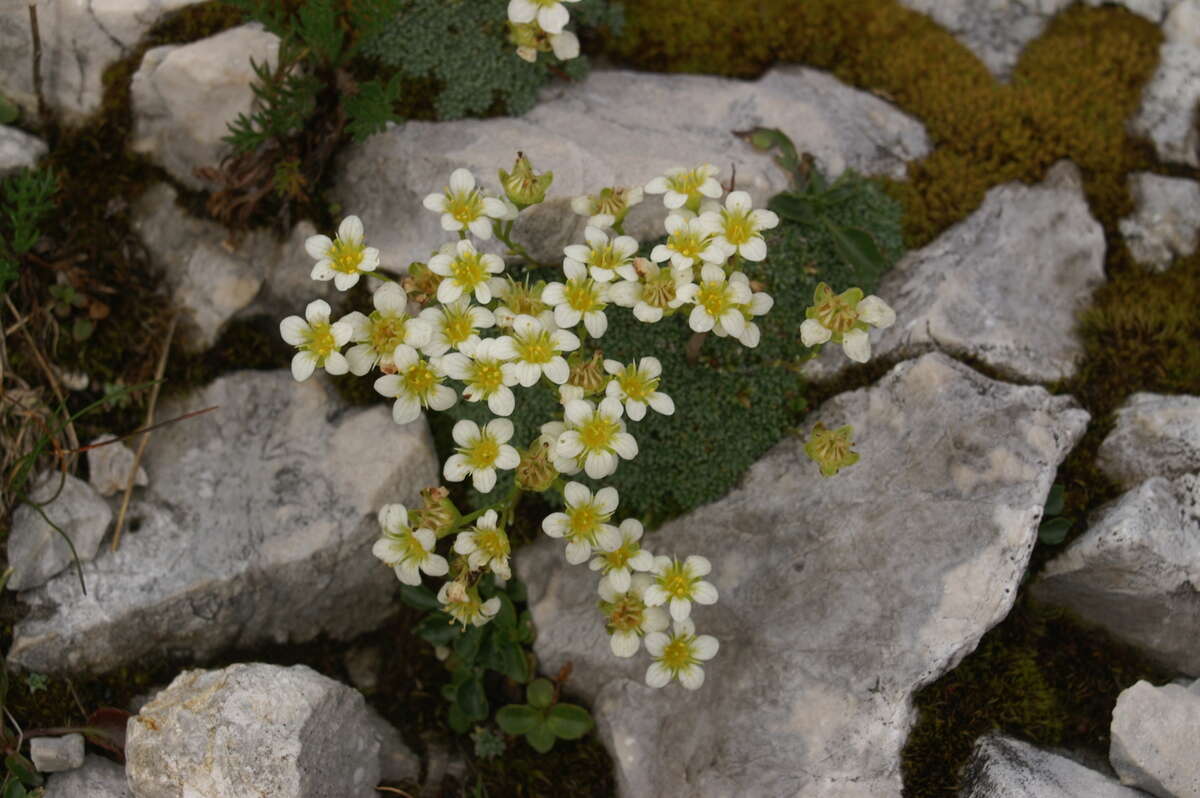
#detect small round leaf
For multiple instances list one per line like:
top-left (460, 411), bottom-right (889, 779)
top-left (526, 678), bottom-right (554, 709)
top-left (546, 703), bottom-right (593, 740)
top-left (526, 720), bottom-right (556, 753)
top-left (495, 703), bottom-right (539, 735)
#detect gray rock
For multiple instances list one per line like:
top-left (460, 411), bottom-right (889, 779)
top-left (7, 471), bottom-right (111, 591)
top-left (1120, 174), bottom-right (1200, 270)
top-left (0, 0), bottom-right (196, 122)
top-left (30, 733), bottom-right (85, 773)
top-left (0, 125), bottom-right (46, 178)
top-left (1131, 1), bottom-right (1200, 168)
top-left (9, 371), bottom-right (438, 674)
top-left (87, 434), bottom-right (149, 497)
top-left (366, 706), bottom-right (420, 785)
top-left (897, 0), bottom-right (1179, 79)
top-left (334, 66), bottom-right (929, 270)
top-left (1110, 679), bottom-right (1200, 798)
top-left (1097, 393), bottom-right (1200, 489)
top-left (805, 161), bottom-right (1105, 385)
top-left (1033, 472), bottom-right (1200, 676)
top-left (44, 754), bottom-right (130, 798)
top-left (518, 352), bottom-right (1089, 797)
top-left (959, 734), bottom-right (1148, 797)
top-left (343, 644), bottom-right (382, 692)
top-left (129, 24), bottom-right (280, 189)
top-left (126, 663), bottom-right (380, 798)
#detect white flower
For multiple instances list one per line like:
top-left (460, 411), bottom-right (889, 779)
top-left (541, 481), bottom-right (621, 564)
top-left (371, 503), bottom-right (449, 586)
top-left (489, 276), bottom-right (554, 330)
top-left (644, 164), bottom-right (722, 211)
top-left (598, 572), bottom-right (669, 657)
top-left (554, 396), bottom-right (637, 479)
top-left (650, 213), bottom-right (726, 270)
top-left (571, 186), bottom-right (643, 228)
top-left (443, 418), bottom-right (520, 493)
top-left (305, 215), bottom-right (380, 291)
top-left (602, 357), bottom-right (674, 421)
top-left (507, 0), bottom-right (580, 34)
top-left (541, 259), bottom-right (610, 337)
top-left (698, 191), bottom-right (779, 262)
top-left (453, 509), bottom-right (512, 579)
top-left (428, 239), bottom-right (505, 304)
top-left (373, 345), bottom-right (457, 424)
top-left (342, 282), bottom-right (432, 376)
top-left (422, 168), bottom-right (508, 240)
top-left (589, 518), bottom-right (655, 593)
top-left (279, 299), bottom-right (352, 381)
top-left (706, 272), bottom-right (767, 343)
top-left (509, 314), bottom-right (580, 386)
top-left (438, 580), bottom-right (501, 627)
top-left (562, 225), bottom-right (639, 283)
top-left (644, 554), bottom-right (718, 622)
top-left (676, 264), bottom-right (753, 336)
top-left (644, 619), bottom-right (719, 690)
top-left (550, 30), bottom-right (579, 60)
top-left (419, 297), bottom-right (495, 357)
top-left (799, 284), bottom-right (896, 364)
top-left (609, 259), bottom-right (693, 323)
top-left (440, 337), bottom-right (519, 416)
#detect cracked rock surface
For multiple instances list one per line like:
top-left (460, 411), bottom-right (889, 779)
top-left (1119, 173), bottom-right (1200, 271)
top-left (1097, 393), bottom-right (1200, 489)
top-left (959, 734), bottom-right (1147, 798)
top-left (9, 371), bottom-right (437, 674)
top-left (518, 353), bottom-right (1089, 797)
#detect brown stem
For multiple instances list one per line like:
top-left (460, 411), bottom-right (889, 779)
top-left (685, 331), bottom-right (707, 365)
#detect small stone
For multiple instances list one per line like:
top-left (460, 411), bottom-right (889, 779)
top-left (1110, 679), bottom-right (1200, 798)
top-left (43, 754), bottom-right (130, 798)
top-left (0, 125), bottom-right (47, 178)
top-left (86, 435), bottom-right (149, 497)
top-left (7, 472), bottom-right (111, 592)
top-left (959, 734), bottom-right (1146, 797)
top-left (1033, 473), bottom-right (1200, 676)
top-left (30, 733), bottom-right (85, 773)
top-left (1096, 393), bottom-right (1200, 488)
top-left (1131, 0), bottom-right (1200, 168)
top-left (343, 644), bottom-right (383, 692)
top-left (126, 663), bottom-right (380, 798)
top-left (130, 24), bottom-right (281, 190)
top-left (804, 161), bottom-right (1106, 384)
top-left (1119, 173), bottom-right (1200, 270)
top-left (365, 706), bottom-right (420, 785)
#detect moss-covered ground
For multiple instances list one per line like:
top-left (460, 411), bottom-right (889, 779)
top-left (4, 0), bottom-right (1200, 794)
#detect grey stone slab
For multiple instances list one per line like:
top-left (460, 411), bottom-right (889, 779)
top-left (1097, 393), bottom-right (1200, 489)
top-left (959, 734), bottom-right (1148, 798)
top-left (1110, 679), bottom-right (1200, 798)
top-left (7, 471), bottom-right (111, 591)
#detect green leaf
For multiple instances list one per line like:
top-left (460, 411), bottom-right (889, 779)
top-left (506, 577), bottom-right (527, 604)
top-left (824, 220), bottom-right (887, 275)
top-left (546, 703), bottom-right (593, 740)
top-left (493, 592), bottom-right (517, 629)
top-left (1044, 483), bottom-right (1065, 517)
top-left (768, 193), bottom-right (820, 227)
top-left (456, 675), bottom-right (488, 722)
top-left (398, 583), bottom-right (440, 612)
top-left (72, 317), bottom-right (93, 342)
top-left (525, 720), bottom-right (556, 753)
top-left (454, 624), bottom-right (484, 664)
top-left (4, 754), bottom-right (39, 787)
top-left (415, 612), bottom-right (460, 646)
top-left (526, 678), bottom-right (554, 710)
top-left (343, 74), bottom-right (404, 143)
top-left (1038, 517), bottom-right (1072, 545)
top-left (297, 0), bottom-right (344, 65)
top-left (2, 778), bottom-right (26, 798)
top-left (498, 640), bottom-right (530, 684)
top-left (495, 703), bottom-right (539, 735)
top-left (0, 96), bottom-right (18, 125)
top-left (447, 701), bottom-right (470, 734)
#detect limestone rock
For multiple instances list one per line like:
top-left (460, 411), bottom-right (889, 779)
top-left (9, 371), bottom-right (438, 674)
top-left (7, 472), bottom-right (111, 592)
top-left (1097, 393), bottom-right (1200, 489)
top-left (334, 66), bottom-right (929, 270)
top-left (805, 161), bottom-right (1105, 385)
top-left (366, 706), bottom-right (421, 785)
top-left (126, 663), bottom-right (379, 798)
top-left (0, 125), bottom-right (46, 178)
top-left (959, 735), bottom-right (1147, 798)
top-left (30, 733), bottom-right (85, 773)
top-left (1120, 174), bottom-right (1200, 270)
top-left (1132, 0), bottom-right (1200, 168)
top-left (1110, 679), bottom-right (1200, 798)
top-left (43, 755), bottom-right (130, 798)
top-left (0, 0), bottom-right (197, 122)
top-left (1033, 472), bottom-right (1200, 676)
top-left (130, 24), bottom-right (280, 189)
top-left (518, 353), bottom-right (1089, 797)
top-left (86, 435), bottom-right (149, 497)
top-left (897, 0), bottom-right (1179, 78)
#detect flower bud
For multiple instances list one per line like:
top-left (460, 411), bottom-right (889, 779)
top-left (804, 422), bottom-right (859, 477)
top-left (499, 153), bottom-right (553, 209)
top-left (516, 435), bottom-right (559, 493)
top-left (403, 262), bottom-right (442, 305)
top-left (567, 350), bottom-right (607, 396)
top-left (412, 486), bottom-right (458, 537)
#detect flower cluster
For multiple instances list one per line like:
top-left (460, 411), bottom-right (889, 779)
top-left (506, 0), bottom-right (581, 63)
top-left (280, 154), bottom-right (895, 692)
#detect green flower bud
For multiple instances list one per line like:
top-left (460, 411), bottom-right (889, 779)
top-left (499, 152), bottom-right (553, 209)
top-left (804, 422), bottom-right (859, 477)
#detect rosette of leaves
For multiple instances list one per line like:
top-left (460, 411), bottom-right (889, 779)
top-left (402, 574), bottom-right (535, 733)
top-left (496, 678), bottom-right (593, 753)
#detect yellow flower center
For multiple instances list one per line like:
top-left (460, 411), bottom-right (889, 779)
top-left (306, 322), bottom-right (336, 360)
top-left (697, 281), bottom-right (730, 318)
top-left (588, 243), bottom-right (624, 272)
top-left (661, 636), bottom-right (694, 671)
top-left (330, 239), bottom-right (364, 274)
top-left (443, 309), bottom-right (474, 346)
top-left (668, 171), bottom-right (706, 196)
top-left (667, 229), bottom-right (706, 259)
top-left (565, 279), bottom-right (602, 312)
top-left (472, 361), bottom-right (504, 393)
top-left (607, 594), bottom-right (646, 633)
top-left (594, 188), bottom-right (631, 217)
top-left (568, 503), bottom-right (602, 537)
top-left (617, 370), bottom-right (656, 402)
top-left (723, 211), bottom-right (753, 245)
top-left (451, 253), bottom-right (487, 289)
top-left (603, 543), bottom-right (634, 570)
top-left (403, 360), bottom-right (437, 397)
top-left (813, 294), bottom-right (859, 333)
top-left (447, 191), bottom-right (484, 224)
top-left (578, 414), bottom-right (618, 450)
top-left (474, 527), bottom-right (509, 560)
top-left (516, 330), bottom-right (554, 364)
top-left (465, 436), bottom-right (500, 469)
top-left (661, 562), bottom-right (692, 598)
top-left (642, 271), bottom-right (677, 309)
top-left (369, 315), bottom-right (406, 355)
